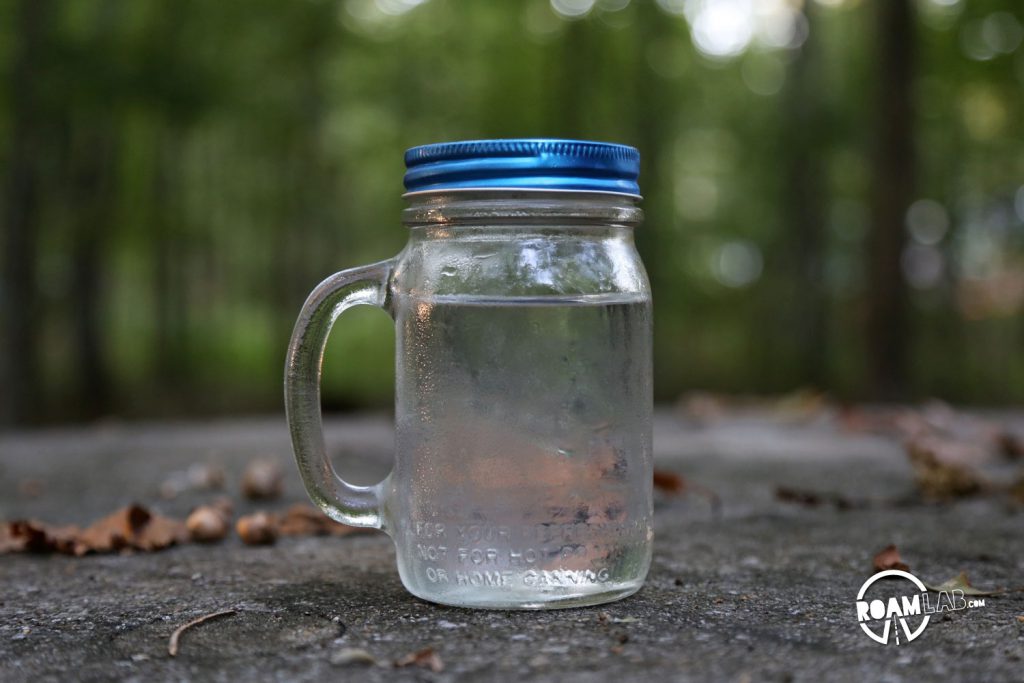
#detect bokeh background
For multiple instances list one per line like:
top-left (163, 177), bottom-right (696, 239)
top-left (1, 0), bottom-right (1023, 426)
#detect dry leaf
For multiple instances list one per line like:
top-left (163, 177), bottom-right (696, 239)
top-left (873, 544), bottom-right (910, 573)
top-left (653, 469), bottom-right (686, 494)
top-left (905, 438), bottom-right (984, 500)
top-left (775, 486), bottom-right (858, 510)
top-left (3, 520), bottom-right (79, 554)
top-left (2, 505), bottom-right (186, 555)
top-left (1010, 474), bottom-right (1024, 504)
top-left (330, 647), bottom-right (377, 667)
top-left (776, 487), bottom-right (822, 507)
top-left (772, 388), bottom-right (827, 422)
top-left (395, 647), bottom-right (443, 673)
top-left (654, 469), bottom-right (721, 515)
top-left (924, 571), bottom-right (1000, 596)
top-left (76, 504), bottom-right (187, 554)
top-left (274, 504), bottom-right (367, 537)
top-left (996, 431), bottom-right (1024, 461)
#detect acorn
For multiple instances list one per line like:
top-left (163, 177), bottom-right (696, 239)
top-left (241, 459), bottom-right (284, 500)
top-left (186, 505), bottom-right (229, 543)
top-left (236, 512), bottom-right (277, 545)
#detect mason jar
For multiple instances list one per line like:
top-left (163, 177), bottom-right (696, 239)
top-left (286, 139), bottom-right (652, 609)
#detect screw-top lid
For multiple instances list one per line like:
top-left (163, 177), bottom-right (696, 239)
top-left (403, 138), bottom-right (641, 196)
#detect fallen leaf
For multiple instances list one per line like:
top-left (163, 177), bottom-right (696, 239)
top-left (654, 469), bottom-right (722, 516)
top-left (996, 431), bottom-right (1024, 461)
top-left (873, 544), bottom-right (910, 573)
top-left (923, 571), bottom-right (1000, 596)
top-left (771, 388), bottom-right (827, 422)
top-left (2, 520), bottom-right (78, 554)
top-left (2, 505), bottom-right (186, 556)
top-left (76, 504), bottom-right (187, 554)
top-left (394, 647), bottom-right (443, 673)
top-left (330, 647), bottom-right (377, 667)
top-left (1010, 474), bottom-right (1024, 505)
top-left (775, 487), bottom-right (822, 507)
top-left (274, 504), bottom-right (366, 537)
top-left (776, 486), bottom-right (859, 510)
top-left (653, 469), bottom-right (686, 494)
top-left (905, 438), bottom-right (984, 500)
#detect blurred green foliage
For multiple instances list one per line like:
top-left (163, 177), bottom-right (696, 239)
top-left (1, 0), bottom-right (1023, 424)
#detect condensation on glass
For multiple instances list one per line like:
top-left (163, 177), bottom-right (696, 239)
top-left (285, 141), bottom-right (653, 609)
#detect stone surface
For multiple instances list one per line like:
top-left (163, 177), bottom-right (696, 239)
top-left (1, 410), bottom-right (1023, 682)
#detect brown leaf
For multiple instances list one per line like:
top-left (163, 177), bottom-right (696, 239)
top-left (653, 469), bottom-right (686, 494)
top-left (1011, 475), bottom-right (1024, 504)
top-left (135, 510), bottom-right (189, 551)
top-left (996, 431), bottom-right (1024, 461)
top-left (923, 571), bottom-right (1000, 596)
top-left (2, 520), bottom-right (80, 554)
top-left (654, 469), bottom-right (722, 516)
top-left (775, 486), bottom-right (859, 510)
top-left (274, 504), bottom-right (367, 537)
top-left (395, 647), bottom-right (443, 673)
top-left (905, 438), bottom-right (984, 500)
top-left (2, 505), bottom-right (186, 555)
top-left (0, 524), bottom-right (19, 553)
top-left (873, 544), bottom-right (910, 573)
top-left (80, 504), bottom-right (188, 554)
top-left (775, 487), bottom-right (822, 507)
top-left (75, 504), bottom-right (148, 554)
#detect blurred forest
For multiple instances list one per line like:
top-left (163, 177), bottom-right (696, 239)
top-left (1, 0), bottom-right (1023, 426)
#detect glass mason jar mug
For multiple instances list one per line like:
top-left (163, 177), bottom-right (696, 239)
top-left (285, 139), bottom-right (653, 609)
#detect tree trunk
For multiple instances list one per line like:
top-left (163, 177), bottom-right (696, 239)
top-left (0, 0), bottom-right (49, 426)
top-left (866, 0), bottom-right (916, 399)
top-left (782, 4), bottom-right (827, 388)
top-left (70, 128), bottom-right (117, 418)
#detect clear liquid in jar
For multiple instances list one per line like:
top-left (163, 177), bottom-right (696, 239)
top-left (390, 293), bottom-right (652, 608)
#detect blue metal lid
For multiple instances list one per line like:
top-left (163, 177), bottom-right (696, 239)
top-left (403, 138), bottom-right (641, 196)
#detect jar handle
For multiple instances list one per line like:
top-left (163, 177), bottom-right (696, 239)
top-left (284, 259), bottom-right (394, 530)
